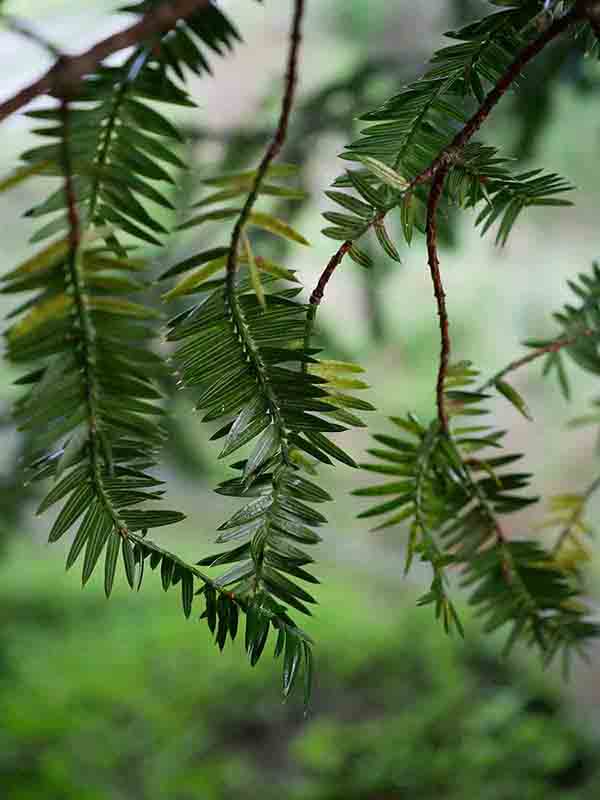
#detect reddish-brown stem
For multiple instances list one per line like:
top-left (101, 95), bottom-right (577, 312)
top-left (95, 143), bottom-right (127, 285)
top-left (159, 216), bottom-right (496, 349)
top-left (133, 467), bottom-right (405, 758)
top-left (426, 165), bottom-right (451, 434)
top-left (0, 0), bottom-right (213, 124)
top-left (309, 240), bottom-right (352, 307)
top-left (302, 240), bottom-right (351, 373)
top-left (481, 329), bottom-right (595, 390)
top-left (226, 0), bottom-right (305, 285)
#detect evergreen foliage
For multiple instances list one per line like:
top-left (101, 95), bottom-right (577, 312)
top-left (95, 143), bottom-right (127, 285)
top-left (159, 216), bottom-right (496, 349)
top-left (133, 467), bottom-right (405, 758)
top-left (2, 0), bottom-right (600, 702)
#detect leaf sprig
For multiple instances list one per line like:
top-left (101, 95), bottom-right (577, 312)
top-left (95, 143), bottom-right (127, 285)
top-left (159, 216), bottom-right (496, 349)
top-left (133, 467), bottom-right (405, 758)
top-left (162, 155), bottom-right (373, 697)
top-left (355, 362), bottom-right (599, 665)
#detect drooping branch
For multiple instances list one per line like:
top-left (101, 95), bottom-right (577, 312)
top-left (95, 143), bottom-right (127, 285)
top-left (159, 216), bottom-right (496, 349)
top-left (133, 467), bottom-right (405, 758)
top-left (426, 165), bottom-right (451, 433)
top-left (0, 0), bottom-right (214, 124)
top-left (309, 5), bottom-right (583, 432)
top-left (313, 6), bottom-right (579, 316)
top-left (219, 0), bottom-right (305, 472)
top-left (225, 0), bottom-right (305, 285)
top-left (481, 329), bottom-right (595, 391)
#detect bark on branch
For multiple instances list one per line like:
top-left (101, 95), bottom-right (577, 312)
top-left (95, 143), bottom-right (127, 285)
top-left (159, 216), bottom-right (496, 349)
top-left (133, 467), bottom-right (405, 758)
top-left (0, 0), bottom-right (213, 123)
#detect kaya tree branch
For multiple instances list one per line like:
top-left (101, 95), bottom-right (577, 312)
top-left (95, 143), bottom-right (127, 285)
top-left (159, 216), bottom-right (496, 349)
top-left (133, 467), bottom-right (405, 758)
top-left (225, 0), bottom-right (305, 286)
top-left (308, 4), bottom-right (582, 422)
top-left (426, 165), bottom-right (451, 433)
top-left (0, 0), bottom-right (215, 124)
top-left (311, 7), bottom-right (579, 307)
top-left (481, 329), bottom-right (596, 391)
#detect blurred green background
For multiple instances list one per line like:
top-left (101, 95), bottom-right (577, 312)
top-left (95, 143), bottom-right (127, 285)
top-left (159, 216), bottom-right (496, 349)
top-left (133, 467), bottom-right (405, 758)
top-left (2, 0), bottom-right (600, 797)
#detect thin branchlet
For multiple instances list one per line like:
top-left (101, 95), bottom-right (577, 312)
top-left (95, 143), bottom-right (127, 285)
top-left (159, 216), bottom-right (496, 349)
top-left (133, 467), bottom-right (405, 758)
top-left (480, 330), bottom-right (595, 391)
top-left (225, 0), bottom-right (305, 285)
top-left (59, 94), bottom-right (129, 537)
top-left (223, 0), bottom-right (305, 468)
top-left (426, 165), bottom-right (451, 433)
top-left (302, 240), bottom-right (352, 372)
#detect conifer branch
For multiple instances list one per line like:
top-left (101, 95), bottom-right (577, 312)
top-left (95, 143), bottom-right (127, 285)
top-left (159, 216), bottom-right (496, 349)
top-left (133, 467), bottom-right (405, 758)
top-left (410, 7), bottom-right (579, 189)
top-left (59, 95), bottom-right (128, 537)
top-left (317, 5), bottom-right (578, 327)
top-left (426, 165), bottom-right (451, 434)
top-left (225, 0), bottom-right (305, 286)
top-left (0, 0), bottom-right (214, 124)
top-left (481, 329), bottom-right (595, 391)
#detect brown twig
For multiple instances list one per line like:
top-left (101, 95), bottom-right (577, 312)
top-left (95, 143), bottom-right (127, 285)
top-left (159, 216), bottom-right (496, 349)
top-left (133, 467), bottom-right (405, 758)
top-left (426, 165), bottom-right (451, 433)
top-left (0, 0), bottom-right (213, 124)
top-left (309, 240), bottom-right (352, 307)
top-left (480, 329), bottom-right (595, 390)
top-left (313, 7), bottom-right (578, 329)
top-left (225, 0), bottom-right (305, 286)
top-left (302, 240), bottom-right (351, 372)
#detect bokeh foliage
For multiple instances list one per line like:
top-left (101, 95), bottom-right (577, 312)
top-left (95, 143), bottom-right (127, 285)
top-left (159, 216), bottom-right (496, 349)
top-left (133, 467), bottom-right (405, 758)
top-left (1, 543), bottom-right (599, 799)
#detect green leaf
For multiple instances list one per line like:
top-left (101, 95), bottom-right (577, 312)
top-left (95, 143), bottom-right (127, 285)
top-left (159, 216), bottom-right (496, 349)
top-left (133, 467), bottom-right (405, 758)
top-left (325, 190), bottom-right (374, 218)
top-left (104, 533), bottom-right (120, 597)
top-left (244, 424), bottom-right (280, 479)
top-left (495, 379), bottom-right (533, 421)
top-left (48, 483), bottom-right (93, 542)
top-left (159, 247), bottom-right (230, 281)
top-left (82, 513), bottom-right (113, 585)
top-left (181, 571), bottom-right (194, 618)
top-left (122, 536), bottom-right (136, 589)
top-left (244, 233), bottom-right (266, 309)
top-left (0, 161), bottom-right (51, 193)
top-left (283, 630), bottom-right (301, 697)
top-left (66, 500), bottom-right (103, 570)
top-left (55, 425), bottom-right (89, 479)
top-left (348, 244), bottom-right (373, 269)
top-left (374, 220), bottom-right (402, 262)
top-left (346, 170), bottom-right (385, 209)
top-left (162, 255), bottom-right (228, 300)
top-left (359, 156), bottom-right (409, 192)
top-left (248, 212), bottom-right (310, 246)
top-left (400, 193), bottom-right (415, 246)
